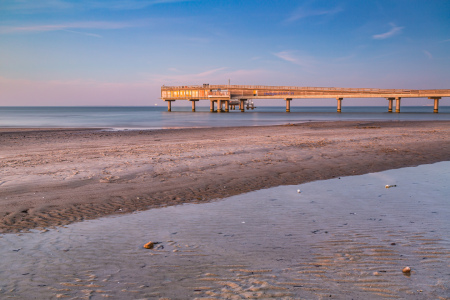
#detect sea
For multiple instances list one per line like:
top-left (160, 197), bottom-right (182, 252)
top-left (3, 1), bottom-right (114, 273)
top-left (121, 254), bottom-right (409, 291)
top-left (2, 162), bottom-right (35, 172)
top-left (1, 106), bottom-right (449, 129)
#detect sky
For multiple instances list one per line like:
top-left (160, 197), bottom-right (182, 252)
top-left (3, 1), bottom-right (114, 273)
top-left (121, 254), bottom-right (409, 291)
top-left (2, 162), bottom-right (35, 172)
top-left (0, 0), bottom-right (449, 106)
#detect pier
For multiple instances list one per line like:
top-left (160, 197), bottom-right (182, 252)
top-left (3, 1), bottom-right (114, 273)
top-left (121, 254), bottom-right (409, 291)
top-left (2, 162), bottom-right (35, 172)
top-left (161, 85), bottom-right (450, 113)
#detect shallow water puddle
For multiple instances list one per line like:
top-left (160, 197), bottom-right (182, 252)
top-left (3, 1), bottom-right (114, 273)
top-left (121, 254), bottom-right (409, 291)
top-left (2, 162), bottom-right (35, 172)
top-left (1, 162), bottom-right (449, 299)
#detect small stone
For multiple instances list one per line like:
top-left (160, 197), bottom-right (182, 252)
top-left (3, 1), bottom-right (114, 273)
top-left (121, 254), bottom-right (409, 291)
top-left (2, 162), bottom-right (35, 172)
top-left (402, 266), bottom-right (411, 273)
top-left (143, 241), bottom-right (154, 249)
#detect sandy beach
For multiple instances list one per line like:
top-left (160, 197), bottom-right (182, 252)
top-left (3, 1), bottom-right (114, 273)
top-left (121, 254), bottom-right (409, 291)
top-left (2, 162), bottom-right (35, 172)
top-left (1, 120), bottom-right (450, 233)
top-left (1, 162), bottom-right (449, 299)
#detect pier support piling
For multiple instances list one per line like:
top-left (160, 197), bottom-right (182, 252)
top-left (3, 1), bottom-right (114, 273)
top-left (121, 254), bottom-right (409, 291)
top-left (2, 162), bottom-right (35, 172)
top-left (210, 100), bottom-right (215, 112)
top-left (387, 98), bottom-right (394, 113)
top-left (240, 99), bottom-right (246, 112)
top-left (395, 97), bottom-right (401, 113)
top-left (225, 100), bottom-right (229, 112)
top-left (217, 100), bottom-right (222, 112)
top-left (429, 97), bottom-right (441, 113)
top-left (337, 98), bottom-right (343, 113)
top-left (166, 100), bottom-right (174, 112)
top-left (285, 98), bottom-right (292, 112)
top-left (190, 99), bottom-right (199, 112)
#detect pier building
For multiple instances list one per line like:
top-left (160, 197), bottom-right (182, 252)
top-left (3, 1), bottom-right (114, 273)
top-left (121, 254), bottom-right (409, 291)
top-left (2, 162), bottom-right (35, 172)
top-left (161, 84), bottom-right (450, 113)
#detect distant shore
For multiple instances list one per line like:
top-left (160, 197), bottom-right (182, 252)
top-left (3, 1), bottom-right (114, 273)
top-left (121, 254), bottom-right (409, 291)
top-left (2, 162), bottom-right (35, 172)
top-left (1, 120), bottom-right (449, 233)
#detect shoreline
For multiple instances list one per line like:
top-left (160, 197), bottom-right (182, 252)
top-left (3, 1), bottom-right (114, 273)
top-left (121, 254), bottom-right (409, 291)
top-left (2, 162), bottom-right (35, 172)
top-left (1, 120), bottom-right (450, 233)
top-left (2, 162), bottom-right (448, 299)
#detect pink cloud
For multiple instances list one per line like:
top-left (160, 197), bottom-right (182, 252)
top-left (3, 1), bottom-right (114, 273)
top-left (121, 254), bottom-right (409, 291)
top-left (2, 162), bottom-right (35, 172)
top-left (0, 20), bottom-right (147, 34)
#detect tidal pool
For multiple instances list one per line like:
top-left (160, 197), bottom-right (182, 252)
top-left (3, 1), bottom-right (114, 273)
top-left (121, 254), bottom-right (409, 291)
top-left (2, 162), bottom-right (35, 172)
top-left (1, 162), bottom-right (449, 299)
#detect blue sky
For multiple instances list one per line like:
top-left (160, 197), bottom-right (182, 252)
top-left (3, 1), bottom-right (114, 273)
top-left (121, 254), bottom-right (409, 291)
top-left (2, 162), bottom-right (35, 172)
top-left (0, 0), bottom-right (449, 106)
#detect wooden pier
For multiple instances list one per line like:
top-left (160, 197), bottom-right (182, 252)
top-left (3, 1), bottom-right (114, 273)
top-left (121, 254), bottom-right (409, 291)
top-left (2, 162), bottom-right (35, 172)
top-left (161, 84), bottom-right (450, 113)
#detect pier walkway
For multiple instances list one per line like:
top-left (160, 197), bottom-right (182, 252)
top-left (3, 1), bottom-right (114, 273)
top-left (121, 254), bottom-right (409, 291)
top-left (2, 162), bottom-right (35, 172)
top-left (161, 84), bottom-right (450, 113)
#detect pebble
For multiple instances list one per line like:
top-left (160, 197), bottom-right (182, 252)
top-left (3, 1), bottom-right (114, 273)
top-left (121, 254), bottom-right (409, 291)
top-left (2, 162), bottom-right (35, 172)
top-left (402, 266), bottom-right (411, 273)
top-left (143, 241), bottom-right (154, 249)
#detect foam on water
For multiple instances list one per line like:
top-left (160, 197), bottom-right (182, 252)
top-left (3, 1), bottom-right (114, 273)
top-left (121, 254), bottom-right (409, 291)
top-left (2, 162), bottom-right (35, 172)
top-left (1, 162), bottom-right (449, 299)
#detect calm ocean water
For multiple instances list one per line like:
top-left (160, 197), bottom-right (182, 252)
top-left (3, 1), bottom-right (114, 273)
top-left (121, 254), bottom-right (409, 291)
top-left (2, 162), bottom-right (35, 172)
top-left (0, 106), bottom-right (449, 129)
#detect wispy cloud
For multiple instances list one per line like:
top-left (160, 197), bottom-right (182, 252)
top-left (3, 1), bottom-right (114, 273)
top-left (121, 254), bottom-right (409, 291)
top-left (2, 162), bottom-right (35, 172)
top-left (423, 50), bottom-right (433, 59)
top-left (149, 67), bottom-right (228, 85)
top-left (273, 51), bottom-right (317, 71)
top-left (62, 29), bottom-right (102, 38)
top-left (151, 67), bottom-right (275, 86)
top-left (274, 51), bottom-right (300, 64)
top-left (2, 0), bottom-right (195, 11)
top-left (0, 20), bottom-right (147, 34)
top-left (161, 35), bottom-right (210, 43)
top-left (286, 5), bottom-right (343, 23)
top-left (1, 0), bottom-right (73, 11)
top-left (195, 67), bottom-right (228, 77)
top-left (89, 0), bottom-right (196, 10)
top-left (373, 23), bottom-right (404, 39)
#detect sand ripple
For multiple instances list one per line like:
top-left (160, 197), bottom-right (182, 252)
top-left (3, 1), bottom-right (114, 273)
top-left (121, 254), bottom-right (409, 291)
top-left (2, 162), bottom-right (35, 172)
top-left (0, 162), bottom-right (449, 299)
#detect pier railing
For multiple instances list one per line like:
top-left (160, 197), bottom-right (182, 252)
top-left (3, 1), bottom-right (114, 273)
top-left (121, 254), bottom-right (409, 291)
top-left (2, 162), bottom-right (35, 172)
top-left (161, 85), bottom-right (449, 96)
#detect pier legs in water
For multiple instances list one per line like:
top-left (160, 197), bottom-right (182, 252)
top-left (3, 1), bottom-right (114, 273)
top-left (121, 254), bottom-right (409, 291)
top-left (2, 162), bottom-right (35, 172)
top-left (387, 97), bottom-right (402, 113)
top-left (429, 97), bottom-right (441, 113)
top-left (190, 99), bottom-right (199, 112)
top-left (214, 100), bottom-right (230, 112)
top-left (387, 98), bottom-right (394, 113)
top-left (166, 100), bottom-right (174, 112)
top-left (395, 97), bottom-right (401, 113)
top-left (337, 98), bottom-right (343, 113)
top-left (210, 100), bottom-right (233, 113)
top-left (285, 98), bottom-right (291, 112)
top-left (240, 99), bottom-right (246, 112)
top-left (172, 96), bottom-right (442, 114)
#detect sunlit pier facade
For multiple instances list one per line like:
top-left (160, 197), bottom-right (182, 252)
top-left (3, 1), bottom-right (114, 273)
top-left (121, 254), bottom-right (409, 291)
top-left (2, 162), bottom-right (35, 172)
top-left (161, 84), bottom-right (450, 113)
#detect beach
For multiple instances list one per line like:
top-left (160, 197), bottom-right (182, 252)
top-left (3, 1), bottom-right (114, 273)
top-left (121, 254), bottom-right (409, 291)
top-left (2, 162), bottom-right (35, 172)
top-left (1, 120), bottom-right (449, 233)
top-left (1, 161), bottom-right (449, 299)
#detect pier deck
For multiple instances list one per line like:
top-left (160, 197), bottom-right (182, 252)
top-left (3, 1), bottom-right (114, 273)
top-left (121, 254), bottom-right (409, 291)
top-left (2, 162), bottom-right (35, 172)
top-left (161, 84), bottom-right (450, 113)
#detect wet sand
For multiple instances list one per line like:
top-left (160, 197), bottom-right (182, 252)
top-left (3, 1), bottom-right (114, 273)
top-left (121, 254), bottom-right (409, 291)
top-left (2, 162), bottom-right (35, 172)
top-left (1, 120), bottom-right (450, 233)
top-left (1, 162), bottom-right (449, 299)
